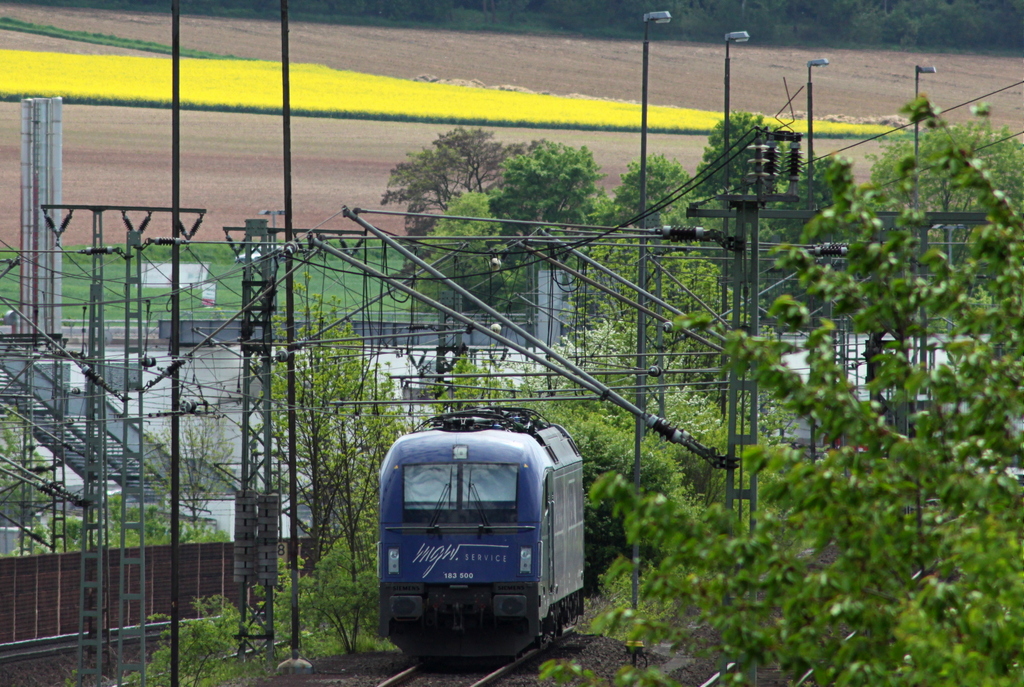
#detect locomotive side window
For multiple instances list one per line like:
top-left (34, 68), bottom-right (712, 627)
top-left (402, 463), bottom-right (518, 524)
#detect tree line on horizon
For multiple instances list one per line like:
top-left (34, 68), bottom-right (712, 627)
top-left (6, 0), bottom-right (1022, 53)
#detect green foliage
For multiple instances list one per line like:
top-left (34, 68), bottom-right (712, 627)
top-left (113, 496), bottom-right (228, 547)
top-left (545, 104), bottom-right (1024, 686)
top-left (490, 141), bottom-right (605, 225)
top-left (271, 293), bottom-right (407, 567)
top-left (444, 353), bottom-right (519, 404)
top-left (563, 236), bottom-right (727, 410)
top-left (519, 317), bottom-right (736, 593)
top-left (869, 115), bottom-right (1024, 261)
top-left (300, 545), bottom-right (381, 654)
top-left (697, 111), bottom-right (832, 243)
top-left (537, 398), bottom-right (686, 594)
top-left (591, 154), bottom-right (692, 228)
top-left (151, 415), bottom-right (233, 524)
top-left (0, 407), bottom-right (44, 553)
top-left (697, 111), bottom-right (768, 199)
top-left (415, 193), bottom-right (524, 312)
top-left (267, 292), bottom-right (408, 655)
top-left (870, 118), bottom-right (1024, 213)
top-left (145, 597), bottom-right (254, 687)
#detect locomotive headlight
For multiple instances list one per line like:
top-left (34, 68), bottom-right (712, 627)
top-left (519, 545), bottom-right (532, 574)
top-left (388, 546), bottom-right (400, 575)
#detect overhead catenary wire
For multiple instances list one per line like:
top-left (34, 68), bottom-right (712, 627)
top-left (518, 240), bottom-right (724, 352)
top-left (822, 78), bottom-right (1024, 161)
top-left (318, 211), bottom-right (730, 467)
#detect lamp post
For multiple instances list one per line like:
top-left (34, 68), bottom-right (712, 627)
top-left (913, 66), bottom-right (936, 375)
top-left (723, 31), bottom-right (749, 195)
top-left (639, 11), bottom-right (671, 224)
top-left (259, 209), bottom-right (285, 230)
top-left (914, 66), bottom-right (936, 211)
top-left (806, 58), bottom-right (829, 210)
top-left (635, 8), bottom-right (670, 612)
top-left (719, 30), bottom-right (748, 412)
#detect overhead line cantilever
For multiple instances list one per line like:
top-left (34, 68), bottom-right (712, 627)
top-left (312, 213), bottom-right (730, 468)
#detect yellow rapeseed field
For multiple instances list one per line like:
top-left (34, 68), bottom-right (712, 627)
top-left (0, 49), bottom-right (889, 137)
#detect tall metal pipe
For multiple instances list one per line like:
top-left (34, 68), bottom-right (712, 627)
top-left (20, 97), bottom-right (63, 336)
top-left (634, 8), bottom-right (670, 612)
top-left (50, 98), bottom-right (62, 333)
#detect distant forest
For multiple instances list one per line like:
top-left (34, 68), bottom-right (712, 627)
top-left (6, 0), bottom-right (1023, 52)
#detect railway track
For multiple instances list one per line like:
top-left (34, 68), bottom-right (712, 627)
top-left (376, 633), bottom-right (572, 687)
top-left (0, 622), bottom-right (169, 665)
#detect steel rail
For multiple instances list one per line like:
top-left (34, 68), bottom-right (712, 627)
top-left (372, 631), bottom-right (571, 687)
top-left (467, 644), bottom-right (546, 687)
top-left (376, 664), bottom-right (421, 687)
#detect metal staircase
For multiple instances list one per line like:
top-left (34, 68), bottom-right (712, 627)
top-left (0, 335), bottom-right (143, 490)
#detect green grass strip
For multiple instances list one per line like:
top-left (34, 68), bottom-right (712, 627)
top-left (0, 92), bottom-right (898, 140)
top-left (0, 17), bottom-right (243, 60)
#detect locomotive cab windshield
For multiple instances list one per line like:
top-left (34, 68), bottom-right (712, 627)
top-left (403, 462), bottom-right (519, 525)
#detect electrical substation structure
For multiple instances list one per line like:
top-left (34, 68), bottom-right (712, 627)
top-left (231, 218), bottom-right (280, 662)
top-left (23, 204), bottom-right (205, 687)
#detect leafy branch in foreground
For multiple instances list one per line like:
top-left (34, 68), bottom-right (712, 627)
top-left (543, 100), bottom-right (1024, 686)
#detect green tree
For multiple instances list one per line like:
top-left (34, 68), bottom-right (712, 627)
top-left (415, 192), bottom-right (516, 312)
top-left (869, 118), bottom-right (1024, 261)
top-left (151, 414), bottom-right (232, 524)
top-left (270, 295), bottom-right (407, 651)
top-left (697, 111), bottom-right (767, 198)
top-left (591, 154), bottom-right (692, 228)
top-left (697, 111), bottom-right (832, 243)
top-left (382, 127), bottom-right (537, 234)
top-left (0, 407), bottom-right (45, 554)
top-left (300, 539), bottom-right (384, 654)
top-left (564, 232), bottom-right (726, 397)
top-left (271, 299), bottom-right (407, 568)
top-left (536, 392), bottom-right (717, 595)
top-left (146, 596), bottom-right (245, 687)
top-left (544, 104), bottom-right (1024, 686)
top-left (490, 141), bottom-right (605, 225)
top-left (870, 119), bottom-right (1024, 213)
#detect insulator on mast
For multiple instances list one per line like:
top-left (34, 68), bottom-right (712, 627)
top-left (787, 135), bottom-right (803, 196)
top-left (809, 243), bottom-right (848, 257)
top-left (661, 226), bottom-right (706, 242)
top-left (764, 140), bottom-right (779, 183)
top-left (748, 133), bottom-right (768, 180)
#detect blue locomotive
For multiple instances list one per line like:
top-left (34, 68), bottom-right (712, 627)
top-left (378, 407), bottom-right (584, 657)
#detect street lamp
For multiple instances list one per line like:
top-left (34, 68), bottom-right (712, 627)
top-left (723, 31), bottom-right (749, 196)
top-left (914, 66), bottom-right (936, 210)
top-left (639, 11), bottom-right (671, 225)
top-left (805, 58), bottom-right (829, 210)
top-left (635, 8), bottom-right (670, 614)
top-left (259, 209), bottom-right (285, 229)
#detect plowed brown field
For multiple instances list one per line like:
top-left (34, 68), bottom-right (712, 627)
top-left (1, 3), bottom-right (1021, 244)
